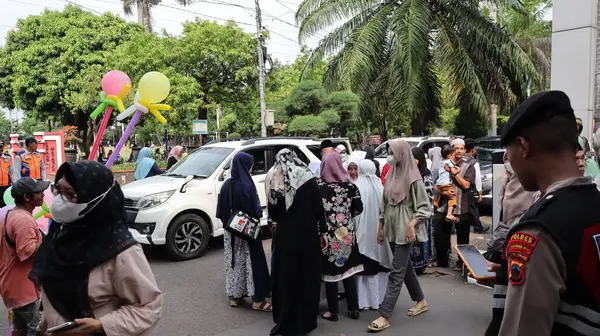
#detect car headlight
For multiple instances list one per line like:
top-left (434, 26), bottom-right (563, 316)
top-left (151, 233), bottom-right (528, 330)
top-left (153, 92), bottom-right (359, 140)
top-left (136, 190), bottom-right (175, 209)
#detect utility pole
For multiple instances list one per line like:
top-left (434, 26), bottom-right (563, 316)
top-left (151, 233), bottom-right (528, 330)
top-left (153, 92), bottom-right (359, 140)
top-left (254, 0), bottom-right (268, 137)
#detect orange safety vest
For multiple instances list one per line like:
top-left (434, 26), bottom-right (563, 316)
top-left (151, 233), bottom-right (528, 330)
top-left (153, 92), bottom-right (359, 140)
top-left (20, 152), bottom-right (42, 180)
top-left (0, 156), bottom-right (11, 187)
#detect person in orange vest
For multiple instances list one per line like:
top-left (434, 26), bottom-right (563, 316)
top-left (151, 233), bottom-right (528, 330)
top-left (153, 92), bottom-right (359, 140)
top-left (0, 143), bottom-right (17, 207)
top-left (14, 137), bottom-right (46, 182)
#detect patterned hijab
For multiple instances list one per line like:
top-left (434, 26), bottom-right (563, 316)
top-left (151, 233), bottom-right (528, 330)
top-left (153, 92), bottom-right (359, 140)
top-left (384, 139), bottom-right (422, 205)
top-left (266, 148), bottom-right (314, 210)
top-left (320, 151), bottom-right (352, 183)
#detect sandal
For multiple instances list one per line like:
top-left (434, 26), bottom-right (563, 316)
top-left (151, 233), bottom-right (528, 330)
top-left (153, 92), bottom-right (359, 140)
top-left (230, 300), bottom-right (240, 308)
top-left (368, 317), bottom-right (390, 332)
top-left (407, 305), bottom-right (429, 317)
top-left (321, 312), bottom-right (339, 322)
top-left (252, 301), bottom-right (273, 312)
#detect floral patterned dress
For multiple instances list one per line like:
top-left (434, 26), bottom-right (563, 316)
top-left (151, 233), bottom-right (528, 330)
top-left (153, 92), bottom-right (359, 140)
top-left (317, 180), bottom-right (364, 282)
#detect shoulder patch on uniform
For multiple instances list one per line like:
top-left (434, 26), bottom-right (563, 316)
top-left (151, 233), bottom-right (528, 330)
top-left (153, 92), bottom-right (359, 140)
top-left (507, 231), bottom-right (538, 262)
top-left (509, 257), bottom-right (526, 285)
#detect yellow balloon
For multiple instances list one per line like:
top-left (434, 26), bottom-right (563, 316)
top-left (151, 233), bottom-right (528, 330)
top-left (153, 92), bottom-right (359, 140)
top-left (138, 71), bottom-right (171, 103)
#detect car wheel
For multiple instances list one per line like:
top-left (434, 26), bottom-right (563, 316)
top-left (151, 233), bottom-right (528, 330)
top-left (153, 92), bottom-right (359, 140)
top-left (165, 214), bottom-right (210, 261)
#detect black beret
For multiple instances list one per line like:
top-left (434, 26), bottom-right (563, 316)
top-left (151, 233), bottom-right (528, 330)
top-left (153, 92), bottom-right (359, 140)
top-left (464, 138), bottom-right (476, 150)
top-left (500, 91), bottom-right (575, 146)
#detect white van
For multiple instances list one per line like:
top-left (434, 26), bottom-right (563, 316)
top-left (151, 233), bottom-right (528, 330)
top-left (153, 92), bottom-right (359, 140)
top-left (122, 137), bottom-right (352, 261)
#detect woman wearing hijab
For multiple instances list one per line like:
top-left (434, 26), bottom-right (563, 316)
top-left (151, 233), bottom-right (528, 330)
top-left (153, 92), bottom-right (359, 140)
top-left (354, 160), bottom-right (393, 311)
top-left (428, 147), bottom-right (442, 184)
top-left (347, 157), bottom-right (360, 182)
top-left (335, 144), bottom-right (349, 166)
top-left (166, 145), bottom-right (184, 169)
top-left (318, 152), bottom-right (364, 321)
top-left (364, 147), bottom-right (381, 177)
top-left (30, 161), bottom-right (162, 335)
top-left (134, 147), bottom-right (163, 180)
top-left (410, 147), bottom-right (436, 273)
top-left (216, 152), bottom-right (271, 311)
top-left (368, 140), bottom-right (431, 332)
top-left (266, 148), bottom-right (328, 336)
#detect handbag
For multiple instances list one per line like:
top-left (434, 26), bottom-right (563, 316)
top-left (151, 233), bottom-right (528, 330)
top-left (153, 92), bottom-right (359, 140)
top-left (224, 183), bottom-right (261, 241)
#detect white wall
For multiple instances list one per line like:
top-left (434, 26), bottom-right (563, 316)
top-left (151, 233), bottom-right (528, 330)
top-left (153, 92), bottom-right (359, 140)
top-left (551, 0), bottom-right (598, 142)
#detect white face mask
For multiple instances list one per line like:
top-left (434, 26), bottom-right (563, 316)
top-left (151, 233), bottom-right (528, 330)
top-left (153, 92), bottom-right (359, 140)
top-left (504, 162), bottom-right (514, 175)
top-left (386, 155), bottom-right (397, 166)
top-left (51, 186), bottom-right (112, 224)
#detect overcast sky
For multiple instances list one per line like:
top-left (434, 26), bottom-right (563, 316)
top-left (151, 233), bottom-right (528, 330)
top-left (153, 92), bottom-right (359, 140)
top-left (0, 0), bottom-right (318, 63)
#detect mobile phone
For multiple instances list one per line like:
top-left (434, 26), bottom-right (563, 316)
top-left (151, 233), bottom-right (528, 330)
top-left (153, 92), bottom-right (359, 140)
top-left (455, 244), bottom-right (496, 280)
top-left (47, 321), bottom-right (78, 333)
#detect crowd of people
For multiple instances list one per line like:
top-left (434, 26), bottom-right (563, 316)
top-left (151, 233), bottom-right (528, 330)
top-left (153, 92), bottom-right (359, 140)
top-left (215, 134), bottom-right (493, 334)
top-left (1, 90), bottom-right (599, 336)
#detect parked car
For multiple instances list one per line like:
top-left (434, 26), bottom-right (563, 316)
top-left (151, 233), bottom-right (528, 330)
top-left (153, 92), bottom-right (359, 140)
top-left (475, 136), bottom-right (501, 150)
top-left (373, 136), bottom-right (450, 169)
top-left (121, 137), bottom-right (351, 261)
top-left (475, 147), bottom-right (495, 208)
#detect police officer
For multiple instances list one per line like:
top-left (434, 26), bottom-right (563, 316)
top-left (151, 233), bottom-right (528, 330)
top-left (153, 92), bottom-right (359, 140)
top-left (0, 143), bottom-right (17, 207)
top-left (494, 91), bottom-right (600, 335)
top-left (14, 137), bottom-right (46, 182)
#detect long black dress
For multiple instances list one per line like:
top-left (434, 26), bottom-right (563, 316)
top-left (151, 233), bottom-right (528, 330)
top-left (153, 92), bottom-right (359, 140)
top-left (269, 178), bottom-right (327, 336)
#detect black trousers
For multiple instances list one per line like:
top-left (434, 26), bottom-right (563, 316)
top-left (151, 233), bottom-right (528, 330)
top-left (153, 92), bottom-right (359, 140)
top-left (468, 193), bottom-right (484, 230)
top-left (433, 213), bottom-right (471, 267)
top-left (0, 185), bottom-right (8, 208)
top-left (325, 276), bottom-right (358, 314)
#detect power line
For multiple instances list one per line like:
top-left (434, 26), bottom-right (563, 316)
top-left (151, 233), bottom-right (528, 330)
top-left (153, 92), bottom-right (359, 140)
top-left (7, 0), bottom-right (62, 10)
top-left (62, 0), bottom-right (104, 15)
top-left (157, 3), bottom-right (254, 26)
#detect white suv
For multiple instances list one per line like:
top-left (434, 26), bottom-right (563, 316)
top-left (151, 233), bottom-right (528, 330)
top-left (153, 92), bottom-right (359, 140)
top-left (373, 136), bottom-right (450, 169)
top-left (121, 137), bottom-right (352, 261)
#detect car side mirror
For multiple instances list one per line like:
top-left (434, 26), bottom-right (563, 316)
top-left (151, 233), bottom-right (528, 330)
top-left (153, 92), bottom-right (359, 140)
top-left (219, 168), bottom-right (230, 182)
top-left (180, 175), bottom-right (194, 193)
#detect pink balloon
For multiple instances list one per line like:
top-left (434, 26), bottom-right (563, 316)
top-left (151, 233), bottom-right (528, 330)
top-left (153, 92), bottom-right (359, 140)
top-left (101, 70), bottom-right (131, 97)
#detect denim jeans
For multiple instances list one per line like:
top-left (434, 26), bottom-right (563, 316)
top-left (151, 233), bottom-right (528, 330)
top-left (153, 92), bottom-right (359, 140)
top-left (12, 301), bottom-right (40, 336)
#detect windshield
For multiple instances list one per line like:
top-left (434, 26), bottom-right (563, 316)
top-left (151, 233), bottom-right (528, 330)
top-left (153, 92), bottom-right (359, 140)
top-left (375, 141), bottom-right (419, 158)
top-left (166, 146), bottom-right (234, 178)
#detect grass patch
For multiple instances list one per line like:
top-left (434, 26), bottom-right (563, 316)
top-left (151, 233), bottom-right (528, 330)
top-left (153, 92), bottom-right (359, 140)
top-left (111, 160), bottom-right (167, 172)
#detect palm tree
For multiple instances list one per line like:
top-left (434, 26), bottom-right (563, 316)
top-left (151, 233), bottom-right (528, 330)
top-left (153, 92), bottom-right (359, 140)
top-left (503, 0), bottom-right (552, 92)
top-left (297, 0), bottom-right (539, 135)
top-left (122, 0), bottom-right (196, 32)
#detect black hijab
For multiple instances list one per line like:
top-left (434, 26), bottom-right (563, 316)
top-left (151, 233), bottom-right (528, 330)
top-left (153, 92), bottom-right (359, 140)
top-left (411, 147), bottom-right (431, 177)
top-left (29, 161), bottom-right (137, 321)
top-left (364, 147), bottom-right (381, 177)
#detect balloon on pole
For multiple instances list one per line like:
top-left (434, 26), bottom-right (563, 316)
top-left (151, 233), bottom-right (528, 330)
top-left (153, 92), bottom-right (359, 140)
top-left (106, 71), bottom-right (172, 168)
top-left (89, 70), bottom-right (131, 161)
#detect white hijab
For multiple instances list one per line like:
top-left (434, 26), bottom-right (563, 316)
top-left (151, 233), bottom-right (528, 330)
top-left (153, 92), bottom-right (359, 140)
top-left (354, 160), bottom-right (393, 268)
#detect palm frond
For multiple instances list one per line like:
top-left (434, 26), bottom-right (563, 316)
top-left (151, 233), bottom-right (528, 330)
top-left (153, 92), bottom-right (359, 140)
top-left (123, 0), bottom-right (135, 16)
top-left (297, 0), bottom-right (382, 42)
top-left (389, 0), bottom-right (434, 121)
top-left (302, 4), bottom-right (388, 82)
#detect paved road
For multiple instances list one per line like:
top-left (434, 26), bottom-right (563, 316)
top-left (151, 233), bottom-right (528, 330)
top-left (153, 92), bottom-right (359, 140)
top-left (1, 235), bottom-right (494, 336)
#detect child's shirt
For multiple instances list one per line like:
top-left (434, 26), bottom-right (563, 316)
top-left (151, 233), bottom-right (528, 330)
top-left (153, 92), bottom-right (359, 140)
top-left (436, 159), bottom-right (456, 185)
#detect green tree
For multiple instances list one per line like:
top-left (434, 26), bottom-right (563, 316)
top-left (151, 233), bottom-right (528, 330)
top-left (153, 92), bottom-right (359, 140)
top-left (501, 0), bottom-right (552, 92)
top-left (285, 80), bottom-right (327, 116)
top-left (122, 0), bottom-right (196, 32)
top-left (319, 109), bottom-right (340, 127)
top-left (19, 115), bottom-right (48, 137)
top-left (0, 6), bottom-right (144, 155)
top-left (0, 113), bottom-right (11, 139)
top-left (288, 115), bottom-right (327, 135)
top-left (297, 0), bottom-right (538, 135)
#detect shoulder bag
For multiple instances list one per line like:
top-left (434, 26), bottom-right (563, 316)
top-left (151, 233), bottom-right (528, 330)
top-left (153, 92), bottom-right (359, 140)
top-left (224, 183), bottom-right (261, 241)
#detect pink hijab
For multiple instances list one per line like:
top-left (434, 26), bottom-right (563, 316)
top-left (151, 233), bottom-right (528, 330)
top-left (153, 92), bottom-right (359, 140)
top-left (384, 139), bottom-right (422, 205)
top-left (320, 151), bottom-right (352, 183)
top-left (168, 146), bottom-right (184, 160)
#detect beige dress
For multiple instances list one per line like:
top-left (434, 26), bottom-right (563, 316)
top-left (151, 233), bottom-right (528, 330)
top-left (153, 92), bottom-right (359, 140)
top-left (40, 245), bottom-right (162, 336)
